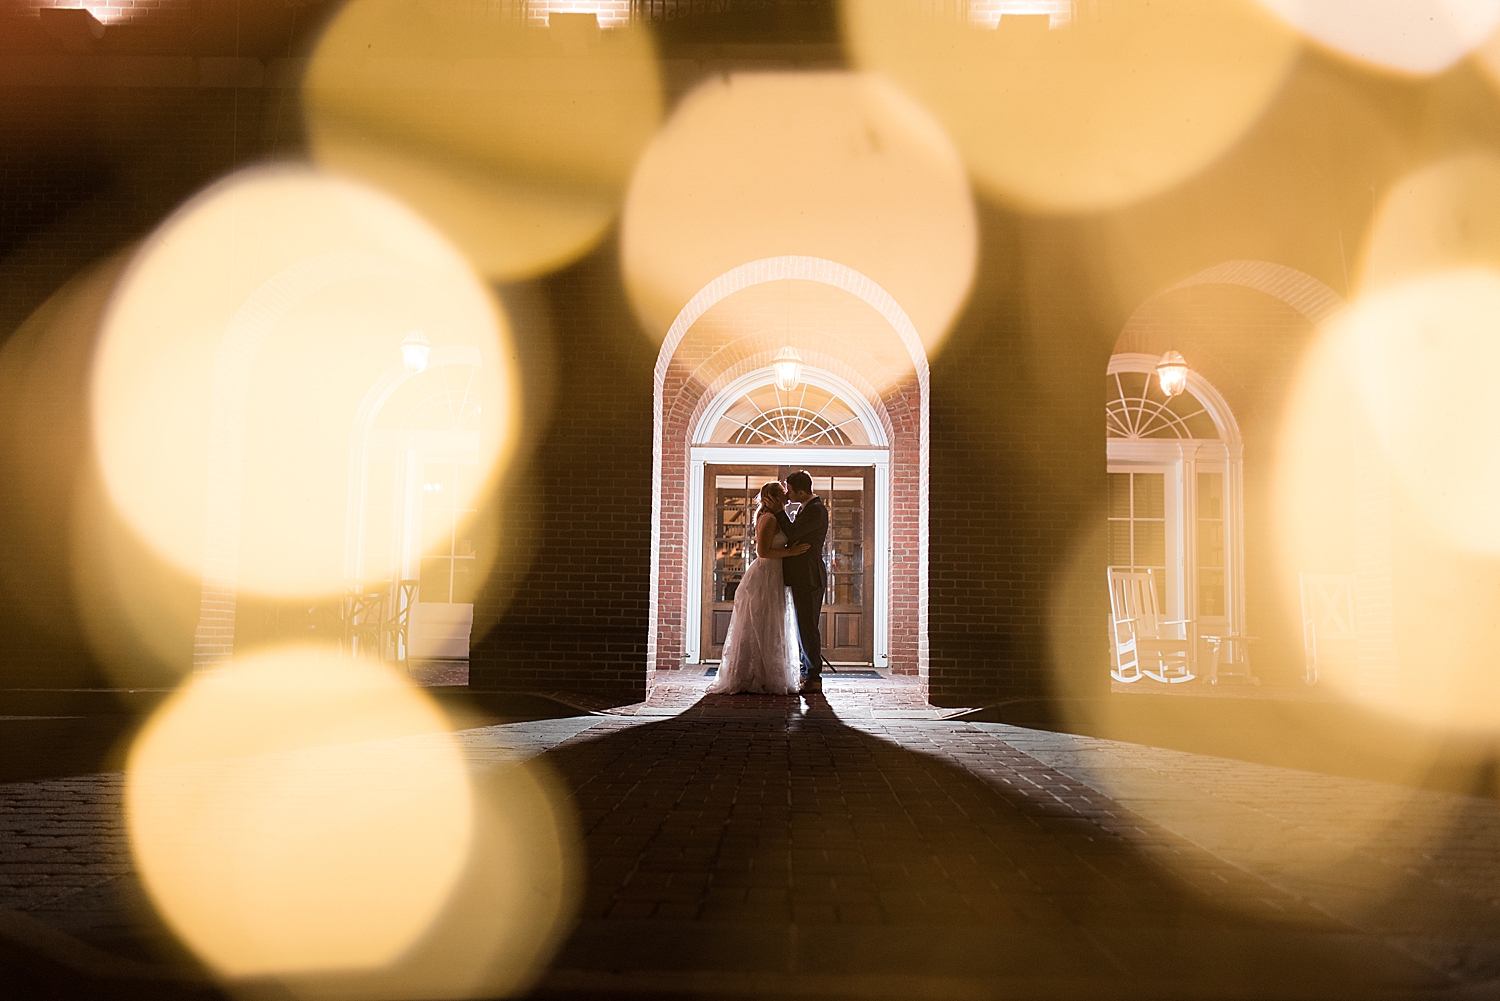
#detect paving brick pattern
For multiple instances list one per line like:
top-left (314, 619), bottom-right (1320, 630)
top-left (598, 670), bottom-right (960, 718)
top-left (1, 684), bottom-right (1495, 997)
top-left (0, 775), bottom-right (129, 912)
top-left (537, 696), bottom-right (1455, 996)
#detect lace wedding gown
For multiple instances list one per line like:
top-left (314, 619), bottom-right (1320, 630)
top-left (708, 528), bottom-right (801, 695)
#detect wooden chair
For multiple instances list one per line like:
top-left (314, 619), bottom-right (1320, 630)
top-left (341, 581), bottom-right (390, 661)
top-left (1108, 567), bottom-right (1194, 684)
top-left (382, 579), bottom-right (420, 665)
top-left (1300, 572), bottom-right (1356, 685)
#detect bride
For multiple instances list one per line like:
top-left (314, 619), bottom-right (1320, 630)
top-left (708, 481), bottom-right (809, 695)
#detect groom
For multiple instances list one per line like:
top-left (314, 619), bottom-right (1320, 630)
top-left (777, 470), bottom-right (829, 694)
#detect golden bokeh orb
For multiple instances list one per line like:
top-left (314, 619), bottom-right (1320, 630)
top-left (841, 0), bottom-right (1300, 214)
top-left (304, 0), bottom-right (662, 280)
top-left (125, 647), bottom-right (472, 978)
top-left (621, 72), bottom-right (976, 356)
top-left (90, 166), bottom-right (514, 602)
top-left (1257, 0), bottom-right (1500, 77)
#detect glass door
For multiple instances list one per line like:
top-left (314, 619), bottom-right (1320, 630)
top-left (800, 469), bottom-right (874, 666)
top-left (701, 464), bottom-right (874, 666)
top-left (702, 467), bottom-right (779, 660)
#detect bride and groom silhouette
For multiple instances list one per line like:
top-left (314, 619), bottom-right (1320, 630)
top-left (708, 470), bottom-right (829, 696)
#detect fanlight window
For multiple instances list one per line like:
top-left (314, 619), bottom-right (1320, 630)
top-left (1106, 371), bottom-right (1219, 440)
top-left (375, 363), bottom-right (484, 432)
top-left (709, 383), bottom-right (871, 447)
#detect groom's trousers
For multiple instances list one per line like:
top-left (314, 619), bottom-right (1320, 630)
top-left (789, 585), bottom-right (823, 683)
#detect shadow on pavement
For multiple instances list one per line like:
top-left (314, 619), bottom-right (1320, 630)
top-left (530, 692), bottom-right (1448, 1000)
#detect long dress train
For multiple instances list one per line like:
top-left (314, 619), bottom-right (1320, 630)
top-left (708, 530), bottom-right (801, 695)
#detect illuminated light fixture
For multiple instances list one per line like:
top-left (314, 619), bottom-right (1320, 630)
top-left (400, 330), bottom-right (431, 374)
top-left (1156, 349), bottom-right (1189, 398)
top-left (773, 347), bottom-right (803, 392)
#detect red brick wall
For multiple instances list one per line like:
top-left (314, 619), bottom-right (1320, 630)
top-left (467, 244), bottom-right (657, 700)
top-left (525, 1), bottom-right (631, 28)
top-left (926, 221), bottom-right (1111, 706)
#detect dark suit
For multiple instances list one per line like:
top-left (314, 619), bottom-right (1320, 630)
top-left (777, 496), bottom-right (828, 682)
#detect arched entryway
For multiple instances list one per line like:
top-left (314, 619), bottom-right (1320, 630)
top-left (686, 365), bottom-right (892, 667)
top-left (650, 256), bottom-right (929, 686)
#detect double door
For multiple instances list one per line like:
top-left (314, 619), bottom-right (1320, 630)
top-left (703, 464), bottom-right (874, 665)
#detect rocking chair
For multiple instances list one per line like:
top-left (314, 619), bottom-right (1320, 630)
top-left (1108, 567), bottom-right (1194, 684)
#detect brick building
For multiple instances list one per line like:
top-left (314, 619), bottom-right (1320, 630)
top-left (0, 0), bottom-right (1486, 710)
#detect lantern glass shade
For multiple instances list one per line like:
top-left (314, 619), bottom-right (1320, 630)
top-left (400, 330), bottom-right (431, 374)
top-left (773, 346), bottom-right (802, 392)
top-left (1156, 349), bottom-right (1189, 398)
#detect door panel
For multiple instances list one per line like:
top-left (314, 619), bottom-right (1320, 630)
top-left (701, 464), bottom-right (874, 666)
top-left (702, 467), bottom-right (779, 661)
top-left (808, 471), bottom-right (874, 665)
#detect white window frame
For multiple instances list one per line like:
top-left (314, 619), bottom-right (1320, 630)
top-left (686, 366), bottom-right (891, 667)
top-left (1107, 354), bottom-right (1245, 638)
top-left (344, 346), bottom-right (484, 589)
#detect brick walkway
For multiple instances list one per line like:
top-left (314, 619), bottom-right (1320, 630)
top-left (549, 669), bottom-right (960, 719)
top-left (1, 682), bottom-right (1496, 998)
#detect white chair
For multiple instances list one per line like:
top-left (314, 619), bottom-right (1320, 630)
top-left (1300, 572), bottom-right (1356, 685)
top-left (1108, 567), bottom-right (1194, 684)
top-left (1109, 605), bottom-right (1143, 683)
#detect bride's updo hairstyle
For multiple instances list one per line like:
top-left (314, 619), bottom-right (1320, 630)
top-left (755, 481), bottom-right (786, 520)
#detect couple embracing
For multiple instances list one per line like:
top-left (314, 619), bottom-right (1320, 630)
top-left (708, 470), bottom-right (828, 696)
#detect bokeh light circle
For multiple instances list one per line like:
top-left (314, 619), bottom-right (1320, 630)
top-left (1349, 268), bottom-right (1500, 556)
top-left (1360, 152), bottom-right (1500, 294)
top-left (1276, 292), bottom-right (1500, 735)
top-left (1257, 0), bottom-right (1500, 76)
top-left (621, 72), bottom-right (976, 355)
top-left (1348, 154), bottom-right (1500, 557)
top-left (304, 0), bottom-right (662, 280)
top-left (841, 0), bottom-right (1299, 214)
top-left (125, 646), bottom-right (472, 978)
top-left (91, 166), bottom-right (515, 601)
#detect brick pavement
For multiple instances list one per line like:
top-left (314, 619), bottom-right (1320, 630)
top-left (0, 682), bottom-right (1495, 998)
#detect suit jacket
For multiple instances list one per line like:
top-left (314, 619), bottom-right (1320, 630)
top-left (777, 496), bottom-right (828, 595)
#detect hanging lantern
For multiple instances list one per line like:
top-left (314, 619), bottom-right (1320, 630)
top-left (400, 329), bottom-right (431, 374)
top-left (1155, 349), bottom-right (1188, 398)
top-left (773, 346), bottom-right (803, 392)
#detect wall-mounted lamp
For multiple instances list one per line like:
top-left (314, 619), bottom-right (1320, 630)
top-left (400, 330), bottom-right (431, 374)
top-left (1155, 349), bottom-right (1189, 398)
top-left (773, 346), bottom-right (803, 392)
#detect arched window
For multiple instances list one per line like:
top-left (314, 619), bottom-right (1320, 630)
top-left (706, 382), bottom-right (873, 447)
top-left (1107, 370), bottom-right (1219, 441)
top-left (1106, 355), bottom-right (1244, 644)
top-left (355, 360), bottom-right (485, 603)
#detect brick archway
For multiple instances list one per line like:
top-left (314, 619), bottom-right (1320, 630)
top-left (1110, 259), bottom-right (1394, 697)
top-left (649, 257), bottom-right (930, 688)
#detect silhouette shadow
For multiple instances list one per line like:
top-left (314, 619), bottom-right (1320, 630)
top-left (530, 690), bottom-right (1444, 999)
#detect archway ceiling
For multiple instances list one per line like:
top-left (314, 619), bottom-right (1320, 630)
top-left (672, 280), bottom-right (918, 398)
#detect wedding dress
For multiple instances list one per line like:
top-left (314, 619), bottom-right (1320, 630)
top-left (708, 528), bottom-right (802, 695)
